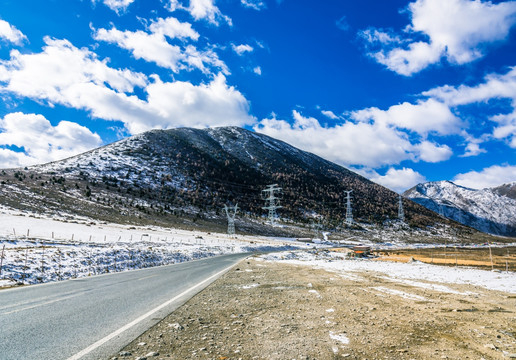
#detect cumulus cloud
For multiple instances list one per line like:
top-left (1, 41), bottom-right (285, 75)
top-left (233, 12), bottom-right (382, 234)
top-left (232, 43), bottom-right (254, 55)
top-left (253, 66), bottom-right (262, 75)
top-left (254, 110), bottom-right (453, 168)
top-left (361, 0), bottom-right (516, 75)
top-left (453, 164), bottom-right (516, 189)
top-left (94, 19), bottom-right (228, 74)
top-left (241, 0), bottom-right (266, 10)
top-left (365, 167), bottom-right (427, 193)
top-left (415, 141), bottom-right (453, 162)
top-left (424, 66), bottom-right (516, 148)
top-left (188, 0), bottom-right (232, 26)
top-left (93, 0), bottom-right (135, 13)
top-left (0, 19), bottom-right (26, 45)
top-left (351, 98), bottom-right (461, 136)
top-left (0, 112), bottom-right (102, 167)
top-left (321, 110), bottom-right (339, 120)
top-left (0, 38), bottom-right (253, 134)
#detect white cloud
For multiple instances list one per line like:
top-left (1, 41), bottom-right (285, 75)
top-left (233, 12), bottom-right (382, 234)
top-left (424, 66), bottom-right (516, 106)
top-left (366, 167), bottom-right (427, 193)
top-left (93, 0), bottom-right (136, 13)
top-left (94, 20), bottom-right (228, 74)
top-left (321, 110), bottom-right (339, 120)
top-left (351, 98), bottom-right (461, 136)
top-left (453, 164), bottom-right (516, 189)
top-left (253, 66), bottom-right (262, 75)
top-left (0, 37), bottom-right (147, 98)
top-left (165, 0), bottom-right (182, 12)
top-left (241, 0), bottom-right (266, 10)
top-left (139, 74), bottom-right (254, 133)
top-left (0, 38), bottom-right (253, 134)
top-left (0, 19), bottom-right (26, 45)
top-left (414, 141), bottom-right (453, 162)
top-left (424, 66), bottom-right (516, 148)
top-left (148, 17), bottom-right (199, 40)
top-left (254, 110), bottom-right (457, 169)
top-left (362, 0), bottom-right (516, 76)
top-left (232, 43), bottom-right (254, 55)
top-left (255, 111), bottom-right (416, 168)
top-left (188, 0), bottom-right (232, 26)
top-left (0, 112), bottom-right (102, 167)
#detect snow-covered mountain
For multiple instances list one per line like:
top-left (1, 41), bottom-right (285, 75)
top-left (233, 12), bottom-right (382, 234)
top-left (492, 181), bottom-right (516, 200)
top-left (0, 127), bottom-right (450, 235)
top-left (404, 180), bottom-right (516, 236)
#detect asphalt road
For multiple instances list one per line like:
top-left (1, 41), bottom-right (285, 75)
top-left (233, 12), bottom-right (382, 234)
top-left (0, 253), bottom-right (248, 360)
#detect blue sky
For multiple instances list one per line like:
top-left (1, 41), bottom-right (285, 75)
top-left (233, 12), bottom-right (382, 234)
top-left (1, 0), bottom-right (516, 192)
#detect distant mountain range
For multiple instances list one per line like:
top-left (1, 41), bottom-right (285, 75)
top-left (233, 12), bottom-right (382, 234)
top-left (0, 127), bottom-right (457, 236)
top-left (404, 180), bottom-right (516, 237)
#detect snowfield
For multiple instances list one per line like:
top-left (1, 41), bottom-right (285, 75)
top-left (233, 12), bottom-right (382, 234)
top-left (0, 209), bottom-right (315, 287)
top-left (261, 250), bottom-right (516, 294)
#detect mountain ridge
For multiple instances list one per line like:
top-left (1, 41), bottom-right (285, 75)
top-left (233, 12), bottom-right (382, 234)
top-left (0, 126), bottom-right (465, 238)
top-left (404, 180), bottom-right (516, 237)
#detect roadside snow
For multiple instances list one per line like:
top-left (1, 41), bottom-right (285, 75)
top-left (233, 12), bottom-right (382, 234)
top-left (0, 212), bottom-right (316, 287)
top-left (262, 251), bottom-right (516, 294)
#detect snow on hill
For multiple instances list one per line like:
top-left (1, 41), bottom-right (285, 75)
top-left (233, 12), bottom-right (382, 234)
top-left (0, 127), bottom-right (448, 235)
top-left (404, 181), bottom-right (516, 236)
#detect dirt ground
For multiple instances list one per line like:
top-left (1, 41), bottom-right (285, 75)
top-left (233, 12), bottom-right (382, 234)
top-left (112, 256), bottom-right (516, 360)
top-left (376, 246), bottom-right (516, 272)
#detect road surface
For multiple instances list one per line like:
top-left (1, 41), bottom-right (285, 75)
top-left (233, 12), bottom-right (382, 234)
top-left (0, 253), bottom-right (248, 360)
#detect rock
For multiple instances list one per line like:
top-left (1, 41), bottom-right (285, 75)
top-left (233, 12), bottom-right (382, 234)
top-left (137, 342), bottom-right (147, 346)
top-left (145, 351), bottom-right (159, 357)
top-left (118, 351), bottom-right (131, 357)
top-left (135, 357), bottom-right (147, 360)
top-left (168, 323), bottom-right (184, 330)
top-left (484, 344), bottom-right (497, 350)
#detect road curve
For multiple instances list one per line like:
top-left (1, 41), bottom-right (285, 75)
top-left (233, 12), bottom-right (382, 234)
top-left (0, 253), bottom-right (248, 360)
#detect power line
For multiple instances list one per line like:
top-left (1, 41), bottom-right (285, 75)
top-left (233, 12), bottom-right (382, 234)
top-left (262, 184), bottom-right (282, 226)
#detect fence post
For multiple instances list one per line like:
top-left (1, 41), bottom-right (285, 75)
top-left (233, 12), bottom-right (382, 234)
top-left (0, 244), bottom-right (5, 276)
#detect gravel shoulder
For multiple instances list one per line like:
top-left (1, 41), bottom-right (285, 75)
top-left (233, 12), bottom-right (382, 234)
top-left (112, 255), bottom-right (516, 360)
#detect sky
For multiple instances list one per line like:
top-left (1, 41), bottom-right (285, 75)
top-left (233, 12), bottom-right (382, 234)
top-left (1, 0), bottom-right (516, 193)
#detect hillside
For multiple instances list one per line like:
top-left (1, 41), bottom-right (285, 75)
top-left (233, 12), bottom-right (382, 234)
top-left (0, 127), bottom-right (459, 237)
top-left (404, 180), bottom-right (516, 237)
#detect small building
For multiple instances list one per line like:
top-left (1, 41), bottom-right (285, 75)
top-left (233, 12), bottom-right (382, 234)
top-left (352, 245), bottom-right (371, 257)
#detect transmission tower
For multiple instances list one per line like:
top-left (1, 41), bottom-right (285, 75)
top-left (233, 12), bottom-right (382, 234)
top-left (344, 190), bottom-right (353, 226)
top-left (398, 194), bottom-right (405, 222)
top-left (224, 203), bottom-right (239, 236)
top-left (311, 219), bottom-right (323, 239)
top-left (262, 184), bottom-right (282, 226)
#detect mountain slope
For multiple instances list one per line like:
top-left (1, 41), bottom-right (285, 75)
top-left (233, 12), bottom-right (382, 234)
top-left (404, 180), bottom-right (516, 236)
top-left (0, 127), bottom-right (454, 236)
top-left (492, 182), bottom-right (516, 200)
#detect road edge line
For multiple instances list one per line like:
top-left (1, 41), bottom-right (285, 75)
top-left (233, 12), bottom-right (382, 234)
top-left (67, 258), bottom-right (243, 360)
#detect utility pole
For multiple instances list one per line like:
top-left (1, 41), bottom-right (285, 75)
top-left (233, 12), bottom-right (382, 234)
top-left (398, 194), bottom-right (405, 222)
top-left (262, 184), bottom-right (282, 226)
top-left (224, 203), bottom-right (239, 236)
top-left (345, 190), bottom-right (353, 226)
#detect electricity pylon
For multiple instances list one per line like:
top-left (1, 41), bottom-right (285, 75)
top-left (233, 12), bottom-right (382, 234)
top-left (224, 203), bottom-right (239, 236)
top-left (345, 190), bottom-right (353, 226)
top-left (398, 194), bottom-right (405, 222)
top-left (262, 184), bottom-right (282, 226)
top-left (311, 219), bottom-right (323, 239)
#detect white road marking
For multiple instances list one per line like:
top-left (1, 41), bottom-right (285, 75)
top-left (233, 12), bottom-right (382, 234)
top-left (67, 262), bottom-right (238, 360)
top-left (1, 293), bottom-right (82, 315)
